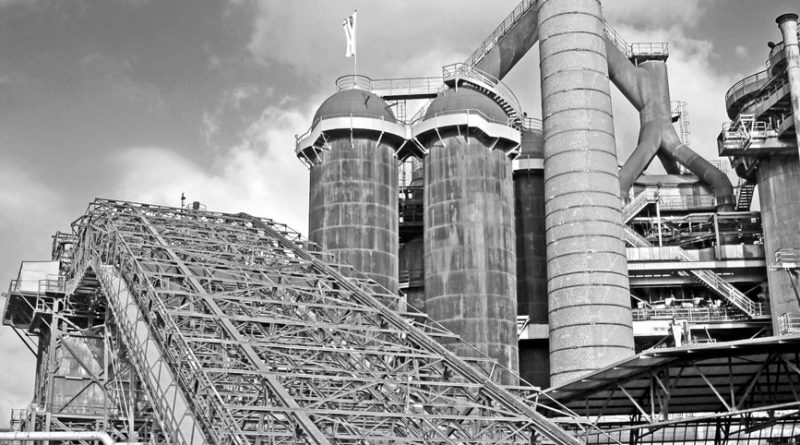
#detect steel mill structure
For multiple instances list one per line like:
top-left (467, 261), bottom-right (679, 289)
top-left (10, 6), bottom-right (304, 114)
top-left (4, 1), bottom-right (800, 444)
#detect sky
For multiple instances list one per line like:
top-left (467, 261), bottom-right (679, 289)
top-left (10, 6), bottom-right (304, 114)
top-left (0, 0), bottom-right (797, 427)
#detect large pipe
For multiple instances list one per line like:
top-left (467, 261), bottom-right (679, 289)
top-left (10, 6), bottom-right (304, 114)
top-left (469, 5), bottom-right (733, 206)
top-left (474, 5), bottom-right (539, 80)
top-left (0, 431), bottom-right (116, 445)
top-left (538, 0), bottom-right (634, 386)
top-left (777, 13), bottom-right (800, 156)
top-left (605, 43), bottom-right (735, 209)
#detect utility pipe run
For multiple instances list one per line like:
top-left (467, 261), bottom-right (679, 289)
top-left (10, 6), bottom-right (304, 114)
top-left (0, 431), bottom-right (116, 445)
top-left (605, 42), bottom-right (735, 209)
top-left (777, 13), bottom-right (800, 157)
top-left (474, 4), bottom-right (735, 209)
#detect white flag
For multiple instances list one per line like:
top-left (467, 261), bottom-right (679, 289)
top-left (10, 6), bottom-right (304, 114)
top-left (343, 10), bottom-right (356, 58)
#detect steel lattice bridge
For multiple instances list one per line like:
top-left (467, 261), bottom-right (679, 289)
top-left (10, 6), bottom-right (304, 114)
top-left (53, 198), bottom-right (588, 445)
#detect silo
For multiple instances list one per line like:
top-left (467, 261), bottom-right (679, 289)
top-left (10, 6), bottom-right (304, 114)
top-left (538, 0), bottom-right (635, 386)
top-left (414, 87), bottom-right (521, 384)
top-left (513, 126), bottom-right (549, 388)
top-left (296, 86), bottom-right (406, 294)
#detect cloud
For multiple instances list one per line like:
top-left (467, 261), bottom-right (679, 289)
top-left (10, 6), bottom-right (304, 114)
top-left (80, 52), bottom-right (164, 111)
top-left (113, 100), bottom-right (320, 233)
top-left (201, 84), bottom-right (277, 147)
top-left (602, 0), bottom-right (710, 29)
top-left (735, 45), bottom-right (749, 58)
top-left (0, 0), bottom-right (35, 8)
top-left (243, 0), bottom-right (515, 79)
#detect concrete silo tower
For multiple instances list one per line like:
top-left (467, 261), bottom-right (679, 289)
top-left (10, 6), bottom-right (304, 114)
top-left (296, 85), bottom-right (406, 294)
top-left (414, 86), bottom-right (521, 384)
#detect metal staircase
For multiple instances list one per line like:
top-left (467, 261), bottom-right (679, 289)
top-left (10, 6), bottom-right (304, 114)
top-left (62, 199), bottom-right (585, 445)
top-left (736, 179), bottom-right (756, 211)
top-left (442, 64), bottom-right (522, 120)
top-left (623, 227), bottom-right (766, 319)
top-left (622, 191), bottom-right (658, 224)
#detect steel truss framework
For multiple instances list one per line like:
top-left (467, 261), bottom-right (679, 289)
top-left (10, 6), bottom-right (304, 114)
top-left (3, 234), bottom-right (151, 442)
top-left (62, 198), bottom-right (591, 445)
top-left (547, 338), bottom-right (800, 444)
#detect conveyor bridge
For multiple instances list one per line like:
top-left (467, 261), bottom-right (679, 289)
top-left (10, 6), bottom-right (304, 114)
top-left (59, 199), bottom-right (586, 445)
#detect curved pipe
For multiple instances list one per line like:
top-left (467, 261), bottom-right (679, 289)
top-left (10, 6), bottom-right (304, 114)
top-left (605, 43), bottom-right (734, 209)
top-left (473, 5), bottom-right (734, 208)
top-left (659, 134), bottom-right (736, 210)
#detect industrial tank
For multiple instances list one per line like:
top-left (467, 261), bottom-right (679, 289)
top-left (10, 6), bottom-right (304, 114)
top-left (415, 87), bottom-right (520, 384)
top-left (301, 87), bottom-right (403, 294)
top-left (513, 126), bottom-right (549, 388)
top-left (399, 164), bottom-right (426, 312)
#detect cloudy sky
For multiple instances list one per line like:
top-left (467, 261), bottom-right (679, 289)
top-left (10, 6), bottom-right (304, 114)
top-left (0, 0), bottom-right (797, 426)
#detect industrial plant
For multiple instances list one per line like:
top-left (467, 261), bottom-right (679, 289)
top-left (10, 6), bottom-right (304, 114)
top-left (2, 0), bottom-right (800, 443)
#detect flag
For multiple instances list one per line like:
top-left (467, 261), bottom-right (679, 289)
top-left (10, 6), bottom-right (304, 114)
top-left (343, 10), bottom-right (356, 58)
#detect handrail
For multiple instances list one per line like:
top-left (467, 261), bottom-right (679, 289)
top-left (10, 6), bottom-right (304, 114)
top-left (622, 191), bottom-right (658, 223)
top-left (295, 113), bottom-right (401, 144)
top-left (775, 248), bottom-right (800, 268)
top-left (602, 19), bottom-right (630, 58)
top-left (629, 42), bottom-right (669, 58)
top-left (335, 74), bottom-right (445, 98)
top-left (335, 74), bottom-right (372, 91)
top-left (767, 25), bottom-right (800, 71)
top-left (632, 306), bottom-right (749, 322)
top-left (725, 70), bottom-right (769, 111)
top-left (779, 312), bottom-right (800, 335)
top-left (521, 116), bottom-right (542, 132)
top-left (679, 259), bottom-right (761, 316)
top-left (412, 107), bottom-right (521, 129)
top-left (442, 63), bottom-right (523, 117)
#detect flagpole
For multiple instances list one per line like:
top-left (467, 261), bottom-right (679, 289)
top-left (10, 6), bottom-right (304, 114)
top-left (353, 10), bottom-right (357, 77)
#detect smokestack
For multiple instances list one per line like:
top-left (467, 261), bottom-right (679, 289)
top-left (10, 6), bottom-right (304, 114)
top-left (776, 13), bottom-right (800, 157)
top-left (538, 0), bottom-right (634, 386)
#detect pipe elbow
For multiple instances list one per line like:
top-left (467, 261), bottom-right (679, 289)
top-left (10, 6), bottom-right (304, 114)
top-left (673, 143), bottom-right (735, 211)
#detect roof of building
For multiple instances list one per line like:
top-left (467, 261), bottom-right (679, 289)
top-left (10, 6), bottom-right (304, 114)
top-left (542, 335), bottom-right (800, 418)
top-left (424, 87), bottom-right (507, 122)
top-left (313, 88), bottom-right (396, 122)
